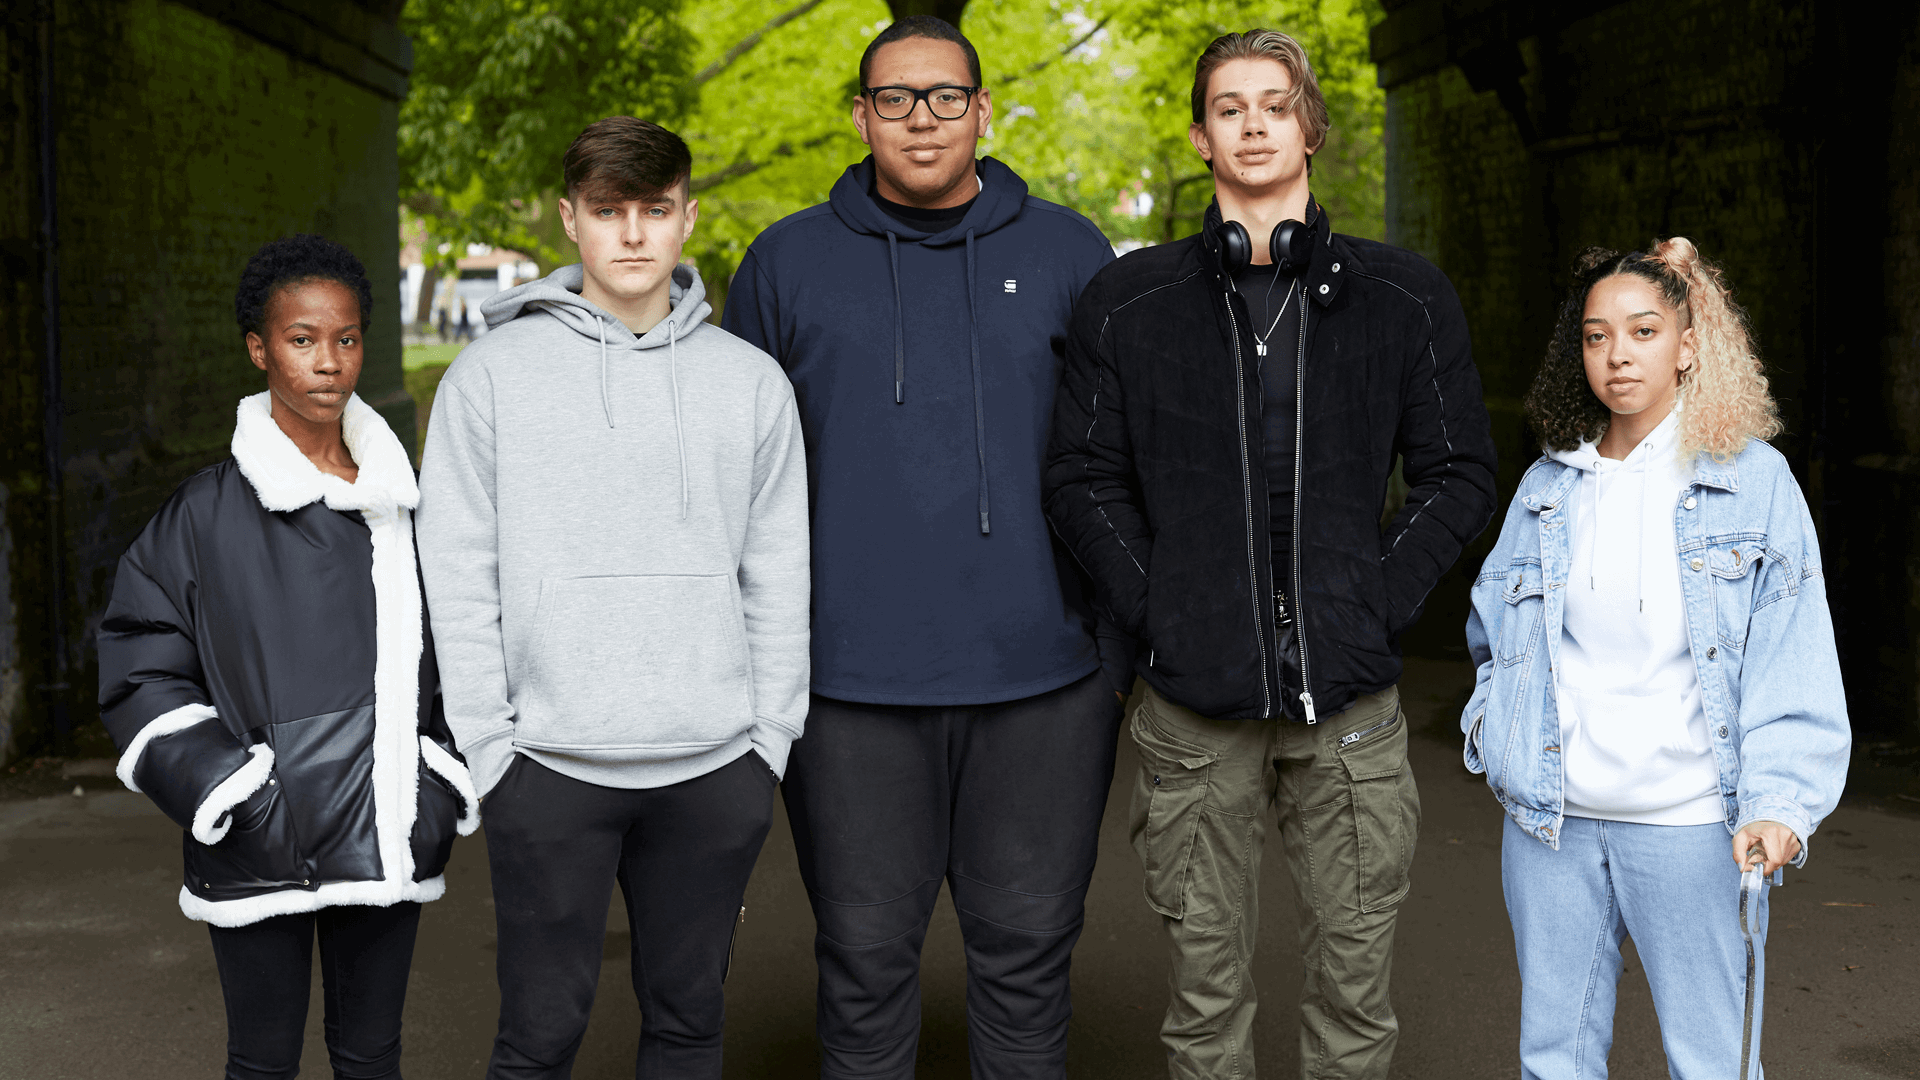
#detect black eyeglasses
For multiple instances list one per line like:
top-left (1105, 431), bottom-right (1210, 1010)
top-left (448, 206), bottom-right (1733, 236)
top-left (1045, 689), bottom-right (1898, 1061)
top-left (862, 84), bottom-right (979, 121)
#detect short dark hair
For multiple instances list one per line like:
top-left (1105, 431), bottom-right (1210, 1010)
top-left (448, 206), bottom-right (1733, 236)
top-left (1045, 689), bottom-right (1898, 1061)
top-left (859, 16), bottom-right (981, 89)
top-left (563, 116), bottom-right (693, 204)
top-left (234, 234), bottom-right (374, 341)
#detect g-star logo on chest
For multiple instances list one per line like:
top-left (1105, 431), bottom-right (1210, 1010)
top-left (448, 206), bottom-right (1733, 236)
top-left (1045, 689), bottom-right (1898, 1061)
top-left (1003, 279), bottom-right (1017, 293)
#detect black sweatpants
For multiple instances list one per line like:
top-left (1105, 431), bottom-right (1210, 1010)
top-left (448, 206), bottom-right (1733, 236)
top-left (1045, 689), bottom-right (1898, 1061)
top-left (481, 750), bottom-right (776, 1079)
top-left (206, 901), bottom-right (422, 1080)
top-left (783, 670), bottom-right (1123, 1080)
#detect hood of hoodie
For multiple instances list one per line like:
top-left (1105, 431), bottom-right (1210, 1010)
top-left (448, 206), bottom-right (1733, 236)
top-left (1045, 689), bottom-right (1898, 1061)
top-left (478, 261), bottom-right (710, 514)
top-left (1546, 407), bottom-right (1682, 476)
top-left (481, 261), bottom-right (710, 344)
top-left (828, 155), bottom-right (1030, 245)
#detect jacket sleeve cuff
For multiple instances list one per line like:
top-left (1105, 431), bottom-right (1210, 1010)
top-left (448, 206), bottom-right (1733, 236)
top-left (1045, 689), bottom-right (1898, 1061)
top-left (750, 722), bottom-right (799, 781)
top-left (461, 728), bottom-right (518, 800)
top-left (190, 743), bottom-right (275, 846)
top-left (1734, 797), bottom-right (1814, 868)
top-left (419, 736), bottom-right (482, 835)
top-left (116, 702), bottom-right (220, 794)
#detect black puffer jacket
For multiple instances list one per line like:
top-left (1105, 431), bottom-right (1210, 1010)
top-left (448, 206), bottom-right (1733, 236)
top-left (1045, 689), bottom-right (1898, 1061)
top-left (97, 393), bottom-right (477, 927)
top-left (1043, 204), bottom-right (1497, 722)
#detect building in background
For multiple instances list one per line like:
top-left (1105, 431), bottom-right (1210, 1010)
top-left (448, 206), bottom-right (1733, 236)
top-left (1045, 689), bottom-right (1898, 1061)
top-left (398, 217), bottom-right (537, 343)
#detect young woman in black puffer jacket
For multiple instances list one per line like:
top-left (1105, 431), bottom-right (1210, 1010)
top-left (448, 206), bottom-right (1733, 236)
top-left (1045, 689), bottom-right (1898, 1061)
top-left (97, 234), bottom-right (477, 1080)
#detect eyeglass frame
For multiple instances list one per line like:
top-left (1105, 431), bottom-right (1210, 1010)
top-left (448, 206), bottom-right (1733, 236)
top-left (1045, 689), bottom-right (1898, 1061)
top-left (860, 84), bottom-right (981, 121)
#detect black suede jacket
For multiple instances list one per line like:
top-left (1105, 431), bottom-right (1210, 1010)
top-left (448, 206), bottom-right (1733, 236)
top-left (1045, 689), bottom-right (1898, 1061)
top-left (1043, 205), bottom-right (1497, 722)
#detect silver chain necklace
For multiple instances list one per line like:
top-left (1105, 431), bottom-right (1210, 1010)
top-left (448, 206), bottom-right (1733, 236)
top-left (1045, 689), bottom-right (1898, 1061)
top-left (1251, 277), bottom-right (1299, 358)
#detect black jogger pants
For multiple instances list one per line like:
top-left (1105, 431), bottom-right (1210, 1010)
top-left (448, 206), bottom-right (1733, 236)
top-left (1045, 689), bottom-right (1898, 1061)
top-left (783, 670), bottom-right (1123, 1080)
top-left (481, 750), bottom-right (776, 1079)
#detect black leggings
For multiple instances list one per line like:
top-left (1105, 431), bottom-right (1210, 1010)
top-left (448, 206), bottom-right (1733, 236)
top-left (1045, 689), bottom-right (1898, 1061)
top-left (206, 902), bottom-right (422, 1080)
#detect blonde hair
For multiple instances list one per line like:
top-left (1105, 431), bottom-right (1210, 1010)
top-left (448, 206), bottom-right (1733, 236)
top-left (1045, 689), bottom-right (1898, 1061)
top-left (1652, 237), bottom-right (1783, 460)
top-left (1524, 237), bottom-right (1782, 461)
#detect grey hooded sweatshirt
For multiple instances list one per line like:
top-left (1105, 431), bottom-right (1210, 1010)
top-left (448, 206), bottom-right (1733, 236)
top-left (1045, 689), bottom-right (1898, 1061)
top-left (417, 263), bottom-right (809, 797)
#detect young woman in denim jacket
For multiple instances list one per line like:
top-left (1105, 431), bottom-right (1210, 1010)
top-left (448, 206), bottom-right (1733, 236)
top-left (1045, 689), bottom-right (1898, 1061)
top-left (1463, 238), bottom-right (1849, 1079)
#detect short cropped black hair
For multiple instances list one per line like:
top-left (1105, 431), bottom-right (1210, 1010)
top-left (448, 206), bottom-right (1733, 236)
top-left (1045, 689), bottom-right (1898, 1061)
top-left (564, 116), bottom-right (693, 204)
top-left (859, 15), bottom-right (981, 88)
top-left (234, 233), bottom-right (374, 341)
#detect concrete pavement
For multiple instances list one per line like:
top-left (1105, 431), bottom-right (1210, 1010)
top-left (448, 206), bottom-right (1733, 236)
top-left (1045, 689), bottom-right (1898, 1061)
top-left (3, 658), bottom-right (1917, 1079)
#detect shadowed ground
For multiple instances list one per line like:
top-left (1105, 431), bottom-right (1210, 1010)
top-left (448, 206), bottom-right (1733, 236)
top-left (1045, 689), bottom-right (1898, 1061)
top-left (3, 658), bottom-right (1916, 1079)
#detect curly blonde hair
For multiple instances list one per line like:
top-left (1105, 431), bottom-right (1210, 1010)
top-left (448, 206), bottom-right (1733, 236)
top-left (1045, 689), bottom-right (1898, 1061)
top-left (1523, 237), bottom-right (1782, 461)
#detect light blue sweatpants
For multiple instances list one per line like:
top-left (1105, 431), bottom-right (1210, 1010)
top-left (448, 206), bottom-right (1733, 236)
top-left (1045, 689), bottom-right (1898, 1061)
top-left (1501, 814), bottom-right (1767, 1080)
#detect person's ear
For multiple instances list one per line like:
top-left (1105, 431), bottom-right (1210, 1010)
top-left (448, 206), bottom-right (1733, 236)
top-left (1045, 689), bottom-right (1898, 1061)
top-left (247, 331), bottom-right (268, 372)
top-left (682, 197), bottom-right (699, 243)
top-left (851, 96), bottom-right (874, 147)
top-left (557, 195), bottom-right (579, 244)
top-left (974, 87), bottom-right (992, 139)
top-left (1678, 325), bottom-right (1699, 377)
top-left (1188, 121), bottom-right (1213, 164)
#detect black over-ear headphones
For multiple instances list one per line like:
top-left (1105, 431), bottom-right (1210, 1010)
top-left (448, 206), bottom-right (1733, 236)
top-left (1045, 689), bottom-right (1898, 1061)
top-left (1216, 216), bottom-right (1314, 277)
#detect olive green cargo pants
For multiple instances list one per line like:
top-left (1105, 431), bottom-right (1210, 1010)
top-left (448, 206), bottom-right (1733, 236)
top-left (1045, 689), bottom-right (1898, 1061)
top-left (1129, 683), bottom-right (1419, 1080)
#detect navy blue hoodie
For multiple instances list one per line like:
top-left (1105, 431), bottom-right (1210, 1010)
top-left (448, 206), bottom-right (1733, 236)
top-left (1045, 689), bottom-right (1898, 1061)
top-left (724, 156), bottom-right (1120, 705)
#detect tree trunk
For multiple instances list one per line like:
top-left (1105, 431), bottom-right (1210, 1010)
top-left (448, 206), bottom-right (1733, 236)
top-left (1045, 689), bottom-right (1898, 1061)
top-left (886, 0), bottom-right (969, 27)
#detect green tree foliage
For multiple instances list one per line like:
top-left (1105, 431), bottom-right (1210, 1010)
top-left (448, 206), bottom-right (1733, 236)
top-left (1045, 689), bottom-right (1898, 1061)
top-left (398, 0), bottom-right (1385, 289)
top-left (399, 0), bottom-right (695, 266)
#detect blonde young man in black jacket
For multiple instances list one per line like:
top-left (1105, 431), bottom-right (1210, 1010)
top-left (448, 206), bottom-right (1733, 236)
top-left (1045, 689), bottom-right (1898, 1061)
top-left (1043, 30), bottom-right (1497, 1080)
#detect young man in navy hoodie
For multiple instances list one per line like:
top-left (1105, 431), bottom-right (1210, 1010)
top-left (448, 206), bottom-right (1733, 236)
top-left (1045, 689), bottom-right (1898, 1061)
top-left (722, 16), bottom-right (1127, 1080)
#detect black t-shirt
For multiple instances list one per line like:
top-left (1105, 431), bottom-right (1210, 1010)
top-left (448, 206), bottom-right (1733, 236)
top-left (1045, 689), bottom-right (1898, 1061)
top-left (1231, 260), bottom-right (1306, 593)
top-left (872, 187), bottom-right (976, 232)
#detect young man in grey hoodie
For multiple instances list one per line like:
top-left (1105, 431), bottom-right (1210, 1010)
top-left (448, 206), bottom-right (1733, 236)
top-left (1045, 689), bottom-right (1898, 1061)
top-left (416, 117), bottom-right (809, 1079)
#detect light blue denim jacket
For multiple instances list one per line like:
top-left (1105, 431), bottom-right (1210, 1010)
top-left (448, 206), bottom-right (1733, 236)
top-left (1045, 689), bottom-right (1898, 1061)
top-left (1462, 438), bottom-right (1850, 865)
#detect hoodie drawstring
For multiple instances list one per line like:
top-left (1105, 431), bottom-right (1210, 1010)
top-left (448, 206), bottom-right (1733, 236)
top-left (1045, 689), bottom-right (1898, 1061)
top-left (669, 326), bottom-right (688, 520)
top-left (964, 230), bottom-right (990, 535)
top-left (887, 233), bottom-right (906, 404)
top-left (597, 314), bottom-right (688, 520)
top-left (598, 318), bottom-right (614, 428)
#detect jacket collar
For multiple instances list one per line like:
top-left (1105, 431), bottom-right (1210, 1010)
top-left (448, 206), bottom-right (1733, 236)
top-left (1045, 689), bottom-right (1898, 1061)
top-left (1521, 462), bottom-right (1583, 513)
top-left (1689, 452), bottom-right (1740, 493)
top-left (1197, 195), bottom-right (1348, 307)
top-left (231, 392), bottom-right (419, 514)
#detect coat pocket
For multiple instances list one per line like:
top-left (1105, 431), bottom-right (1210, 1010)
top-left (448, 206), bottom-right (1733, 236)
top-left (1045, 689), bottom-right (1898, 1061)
top-left (186, 766), bottom-right (306, 897)
top-left (526, 574), bottom-right (754, 745)
top-left (1128, 702), bottom-right (1220, 922)
top-left (1703, 539), bottom-right (1763, 649)
top-left (1497, 563), bottom-right (1546, 667)
top-left (410, 763), bottom-right (462, 882)
top-left (1335, 702), bottom-right (1419, 914)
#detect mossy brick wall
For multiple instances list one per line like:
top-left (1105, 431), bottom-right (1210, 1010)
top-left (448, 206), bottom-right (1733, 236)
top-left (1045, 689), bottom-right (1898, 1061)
top-left (1373, 0), bottom-right (1920, 741)
top-left (1, 0), bottom-right (409, 763)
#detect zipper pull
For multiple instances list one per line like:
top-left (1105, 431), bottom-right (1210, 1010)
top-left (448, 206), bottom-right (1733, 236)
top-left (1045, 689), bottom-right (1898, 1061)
top-left (1301, 691), bottom-right (1317, 724)
top-left (1255, 341), bottom-right (1267, 357)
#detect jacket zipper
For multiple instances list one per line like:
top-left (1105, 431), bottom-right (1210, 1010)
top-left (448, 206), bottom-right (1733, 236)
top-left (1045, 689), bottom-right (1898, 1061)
top-left (1291, 297), bottom-right (1317, 723)
top-left (1224, 291), bottom-right (1274, 719)
top-left (1339, 711), bottom-right (1397, 747)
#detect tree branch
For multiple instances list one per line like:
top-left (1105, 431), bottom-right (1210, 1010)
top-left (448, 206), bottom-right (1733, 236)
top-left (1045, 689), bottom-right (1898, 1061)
top-left (691, 0), bottom-right (829, 88)
top-left (689, 132), bottom-right (840, 193)
top-left (997, 16), bottom-right (1110, 86)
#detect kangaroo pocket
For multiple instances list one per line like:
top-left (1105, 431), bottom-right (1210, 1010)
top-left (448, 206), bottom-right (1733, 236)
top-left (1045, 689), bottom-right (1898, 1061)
top-left (521, 574), bottom-right (755, 755)
top-left (1560, 685), bottom-right (1718, 814)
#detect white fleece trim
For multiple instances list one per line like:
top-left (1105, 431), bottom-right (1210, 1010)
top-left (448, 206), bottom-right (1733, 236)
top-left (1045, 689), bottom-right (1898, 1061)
top-left (366, 503), bottom-right (427, 893)
top-left (191, 744), bottom-right (275, 845)
top-left (177, 876), bottom-right (448, 929)
top-left (117, 702), bottom-right (219, 794)
top-left (419, 736), bottom-right (481, 836)
top-left (230, 392), bottom-right (419, 514)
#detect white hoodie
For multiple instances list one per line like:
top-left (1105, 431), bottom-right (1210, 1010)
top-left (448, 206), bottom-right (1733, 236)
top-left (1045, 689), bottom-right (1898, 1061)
top-left (1547, 411), bottom-right (1721, 825)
